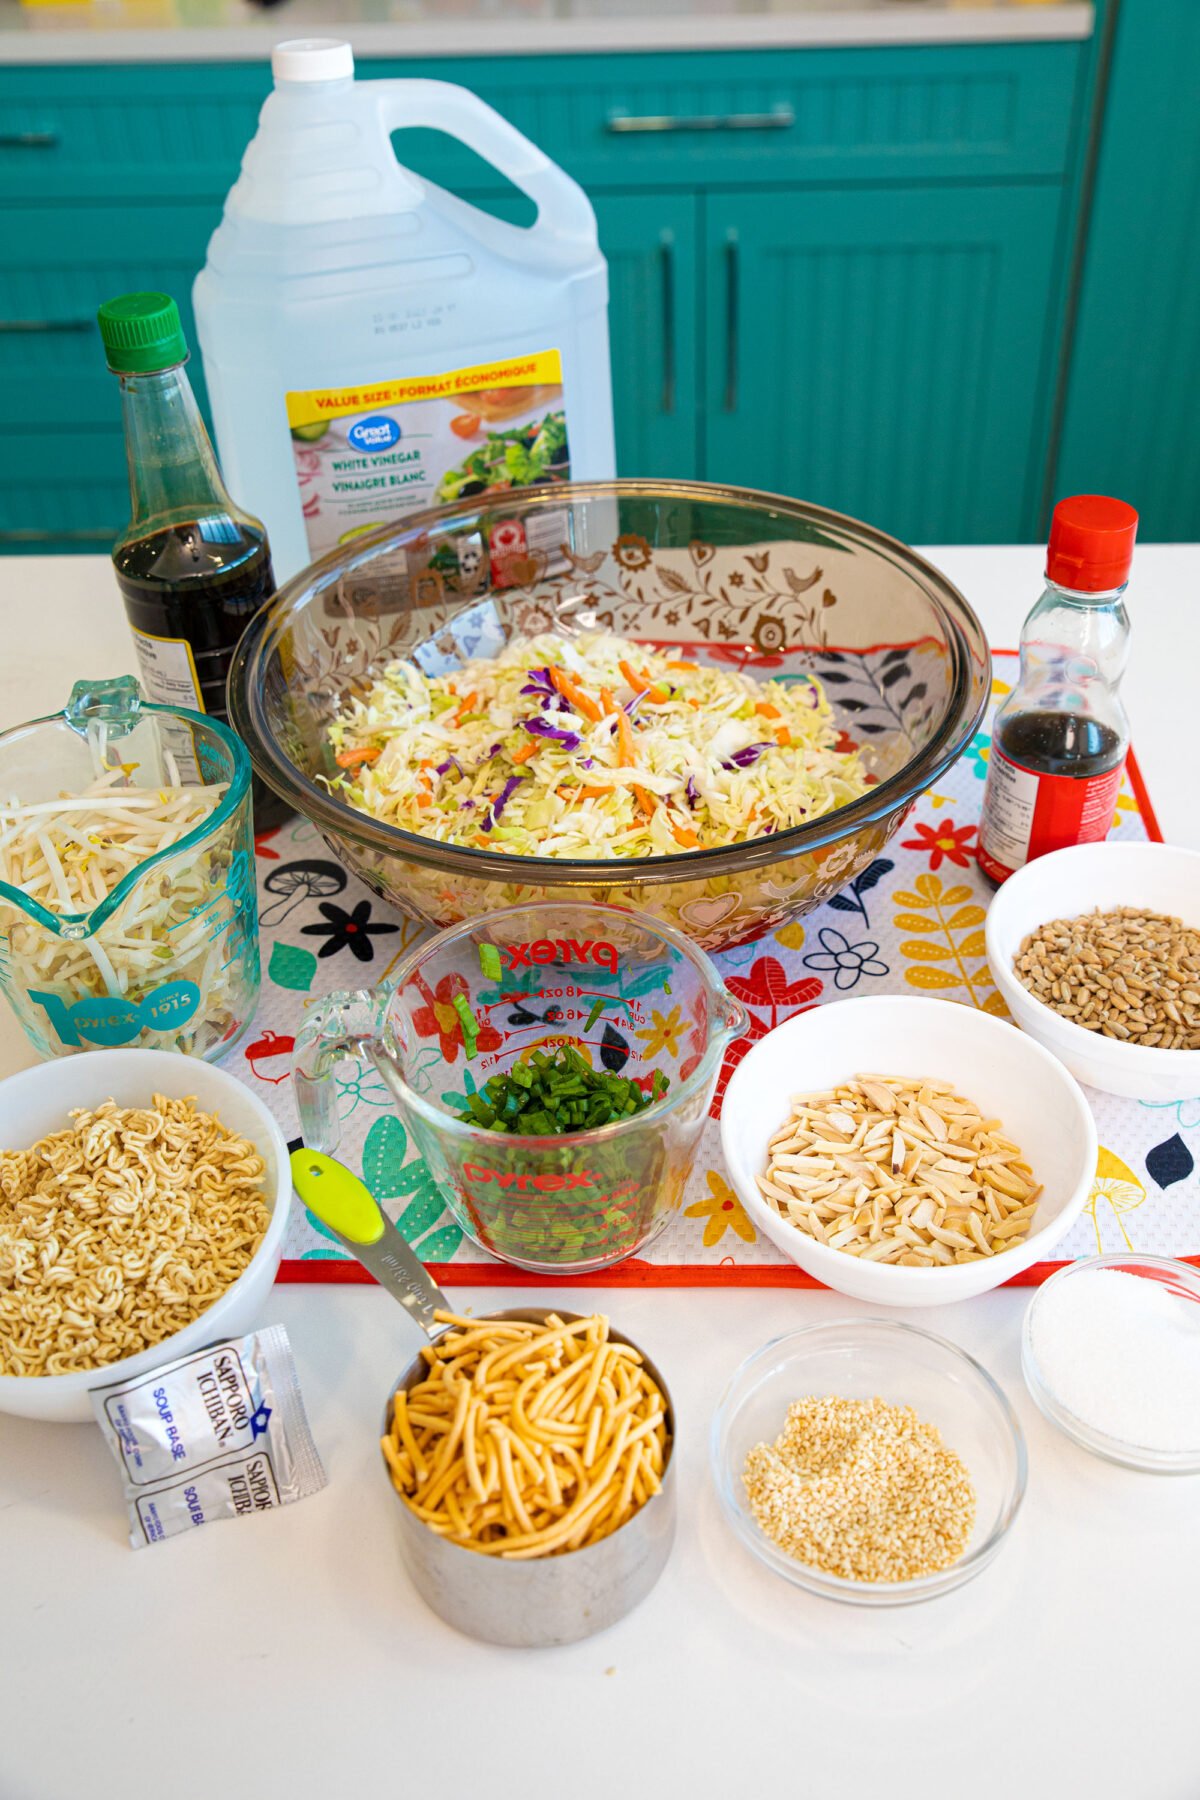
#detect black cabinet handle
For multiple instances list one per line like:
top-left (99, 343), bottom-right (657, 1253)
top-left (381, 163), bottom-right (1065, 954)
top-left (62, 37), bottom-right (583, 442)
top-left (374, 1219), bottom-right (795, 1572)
top-left (0, 319), bottom-right (92, 333)
top-left (0, 528), bottom-right (115, 544)
top-left (0, 131), bottom-right (60, 149)
top-left (607, 107), bottom-right (793, 135)
top-left (660, 232), bottom-right (676, 416)
top-left (723, 232), bottom-right (739, 414)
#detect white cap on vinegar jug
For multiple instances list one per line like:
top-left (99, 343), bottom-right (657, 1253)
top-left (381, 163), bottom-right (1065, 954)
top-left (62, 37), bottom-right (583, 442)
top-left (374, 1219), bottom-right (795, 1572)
top-left (272, 39), bottom-right (355, 83)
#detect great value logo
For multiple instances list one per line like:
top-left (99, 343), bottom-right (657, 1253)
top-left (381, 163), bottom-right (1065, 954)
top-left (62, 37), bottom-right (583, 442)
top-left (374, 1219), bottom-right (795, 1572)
top-left (347, 413), bottom-right (402, 453)
top-left (494, 937), bottom-right (619, 975)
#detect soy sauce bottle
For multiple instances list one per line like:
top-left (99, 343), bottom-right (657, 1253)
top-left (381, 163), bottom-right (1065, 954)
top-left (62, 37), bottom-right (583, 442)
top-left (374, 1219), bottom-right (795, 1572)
top-left (97, 291), bottom-right (287, 829)
top-left (978, 494), bottom-right (1138, 885)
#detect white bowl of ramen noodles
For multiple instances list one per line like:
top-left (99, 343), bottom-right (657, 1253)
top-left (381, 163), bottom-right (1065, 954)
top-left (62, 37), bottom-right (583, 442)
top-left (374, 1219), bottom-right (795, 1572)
top-left (0, 1050), bottom-right (291, 1423)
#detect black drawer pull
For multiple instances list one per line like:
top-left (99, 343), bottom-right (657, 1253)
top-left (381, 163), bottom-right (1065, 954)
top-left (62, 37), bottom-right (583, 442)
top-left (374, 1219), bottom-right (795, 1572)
top-left (0, 528), bottom-right (115, 544)
top-left (606, 107), bottom-right (794, 135)
top-left (0, 131), bottom-right (60, 150)
top-left (0, 319), bottom-right (92, 334)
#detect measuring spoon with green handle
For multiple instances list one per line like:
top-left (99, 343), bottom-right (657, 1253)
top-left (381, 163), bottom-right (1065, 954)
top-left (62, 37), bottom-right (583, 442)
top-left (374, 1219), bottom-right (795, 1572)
top-left (290, 1147), bottom-right (446, 1336)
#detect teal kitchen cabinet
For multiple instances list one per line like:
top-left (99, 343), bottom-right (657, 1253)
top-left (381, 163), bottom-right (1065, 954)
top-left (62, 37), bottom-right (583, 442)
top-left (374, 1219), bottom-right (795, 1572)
top-left (0, 201), bottom-right (221, 546)
top-left (702, 185), bottom-right (1063, 544)
top-left (1053, 0), bottom-right (1200, 540)
top-left (0, 38), bottom-right (1091, 551)
top-left (592, 194), bottom-right (700, 481)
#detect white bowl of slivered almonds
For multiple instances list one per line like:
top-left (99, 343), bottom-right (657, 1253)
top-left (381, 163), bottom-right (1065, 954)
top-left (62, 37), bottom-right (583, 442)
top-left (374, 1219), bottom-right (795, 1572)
top-left (720, 996), bottom-right (1096, 1306)
top-left (984, 842), bottom-right (1200, 1102)
top-left (0, 1050), bottom-right (291, 1423)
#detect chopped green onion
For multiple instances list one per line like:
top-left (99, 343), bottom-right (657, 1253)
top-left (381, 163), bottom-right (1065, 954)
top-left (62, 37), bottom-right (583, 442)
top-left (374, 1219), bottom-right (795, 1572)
top-left (584, 997), bottom-right (605, 1032)
top-left (452, 992), bottom-right (479, 1059)
top-left (479, 942), bottom-right (502, 980)
top-left (454, 1046), bottom-right (668, 1136)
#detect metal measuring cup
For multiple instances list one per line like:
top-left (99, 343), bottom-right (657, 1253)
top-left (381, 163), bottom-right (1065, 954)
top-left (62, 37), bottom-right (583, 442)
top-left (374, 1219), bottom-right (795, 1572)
top-left (291, 1149), bottom-right (676, 1647)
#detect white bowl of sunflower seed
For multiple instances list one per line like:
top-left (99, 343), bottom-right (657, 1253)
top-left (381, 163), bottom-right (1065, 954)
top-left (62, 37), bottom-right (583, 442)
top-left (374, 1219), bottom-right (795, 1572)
top-left (720, 995), bottom-right (1096, 1306)
top-left (985, 841), bottom-right (1200, 1101)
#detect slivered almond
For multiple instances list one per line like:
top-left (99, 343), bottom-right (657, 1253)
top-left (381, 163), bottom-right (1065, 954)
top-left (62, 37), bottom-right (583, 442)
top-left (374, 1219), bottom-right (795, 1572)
top-left (758, 1075), bottom-right (1040, 1268)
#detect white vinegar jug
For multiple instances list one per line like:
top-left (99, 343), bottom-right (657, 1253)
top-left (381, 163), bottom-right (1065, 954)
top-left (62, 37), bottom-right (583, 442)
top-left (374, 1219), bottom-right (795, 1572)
top-left (194, 39), bottom-right (614, 580)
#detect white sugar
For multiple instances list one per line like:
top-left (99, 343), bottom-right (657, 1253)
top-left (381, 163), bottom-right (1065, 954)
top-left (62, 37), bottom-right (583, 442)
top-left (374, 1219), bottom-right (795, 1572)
top-left (1031, 1268), bottom-right (1200, 1454)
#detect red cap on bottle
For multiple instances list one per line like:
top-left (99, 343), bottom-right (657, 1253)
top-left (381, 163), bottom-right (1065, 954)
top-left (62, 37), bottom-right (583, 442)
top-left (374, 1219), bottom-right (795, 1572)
top-left (1046, 494), bottom-right (1138, 592)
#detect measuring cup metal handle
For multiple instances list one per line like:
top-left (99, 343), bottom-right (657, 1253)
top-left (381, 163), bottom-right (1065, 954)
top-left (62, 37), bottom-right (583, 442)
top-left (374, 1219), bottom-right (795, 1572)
top-left (291, 984), bottom-right (408, 1158)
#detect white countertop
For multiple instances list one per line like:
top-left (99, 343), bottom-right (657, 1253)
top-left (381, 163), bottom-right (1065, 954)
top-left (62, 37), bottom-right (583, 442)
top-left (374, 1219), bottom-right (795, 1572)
top-left (0, 1), bottom-right (1094, 64)
top-left (0, 545), bottom-right (1197, 1800)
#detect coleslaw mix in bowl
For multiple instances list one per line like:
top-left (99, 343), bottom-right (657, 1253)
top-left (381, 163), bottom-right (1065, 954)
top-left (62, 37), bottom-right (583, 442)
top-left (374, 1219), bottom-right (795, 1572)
top-left (327, 632), bottom-right (870, 859)
top-left (229, 481), bottom-right (990, 950)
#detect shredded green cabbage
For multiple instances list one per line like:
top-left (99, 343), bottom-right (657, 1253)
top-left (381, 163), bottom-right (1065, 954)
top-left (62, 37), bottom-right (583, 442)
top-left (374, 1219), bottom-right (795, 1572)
top-left (328, 632), bottom-right (869, 859)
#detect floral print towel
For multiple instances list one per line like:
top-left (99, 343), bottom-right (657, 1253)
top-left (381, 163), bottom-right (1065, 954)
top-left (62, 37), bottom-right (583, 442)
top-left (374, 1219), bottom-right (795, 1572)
top-left (231, 653), bottom-right (1196, 1286)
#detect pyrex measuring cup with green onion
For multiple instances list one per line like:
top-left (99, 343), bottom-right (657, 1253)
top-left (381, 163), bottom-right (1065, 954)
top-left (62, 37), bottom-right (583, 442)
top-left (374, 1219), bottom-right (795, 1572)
top-left (0, 676), bottom-right (260, 1060)
top-left (292, 902), bottom-right (747, 1274)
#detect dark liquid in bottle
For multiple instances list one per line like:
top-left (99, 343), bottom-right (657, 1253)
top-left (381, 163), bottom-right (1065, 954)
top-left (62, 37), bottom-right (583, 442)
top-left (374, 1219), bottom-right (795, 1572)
top-left (992, 709), bottom-right (1125, 778)
top-left (114, 521), bottom-right (289, 831)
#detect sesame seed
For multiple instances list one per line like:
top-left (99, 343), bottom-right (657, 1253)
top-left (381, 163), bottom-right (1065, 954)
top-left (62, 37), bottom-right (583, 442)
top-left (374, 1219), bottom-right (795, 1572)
top-left (742, 1395), bottom-right (976, 1583)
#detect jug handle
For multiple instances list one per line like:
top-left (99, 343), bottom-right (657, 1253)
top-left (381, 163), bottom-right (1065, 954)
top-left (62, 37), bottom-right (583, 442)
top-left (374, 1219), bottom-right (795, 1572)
top-left (373, 79), bottom-right (597, 249)
top-left (291, 984), bottom-right (408, 1159)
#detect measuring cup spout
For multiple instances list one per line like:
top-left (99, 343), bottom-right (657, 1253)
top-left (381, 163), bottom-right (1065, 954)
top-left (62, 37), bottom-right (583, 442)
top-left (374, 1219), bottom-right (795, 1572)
top-left (292, 983), bottom-right (408, 1157)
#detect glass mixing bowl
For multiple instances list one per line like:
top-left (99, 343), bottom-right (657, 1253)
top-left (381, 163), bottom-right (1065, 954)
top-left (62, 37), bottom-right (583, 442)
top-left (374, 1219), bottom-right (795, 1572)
top-left (229, 481), bottom-right (989, 950)
top-left (711, 1320), bottom-right (1027, 1605)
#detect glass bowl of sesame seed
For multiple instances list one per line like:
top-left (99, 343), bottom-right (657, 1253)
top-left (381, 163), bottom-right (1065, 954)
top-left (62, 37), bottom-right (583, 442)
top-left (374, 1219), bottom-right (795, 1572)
top-left (710, 1319), bottom-right (1027, 1605)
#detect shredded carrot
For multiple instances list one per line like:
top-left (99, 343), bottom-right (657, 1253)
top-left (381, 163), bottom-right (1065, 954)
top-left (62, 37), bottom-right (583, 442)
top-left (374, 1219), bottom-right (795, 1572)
top-left (687, 698), bottom-right (702, 711)
top-left (454, 691), bottom-right (479, 722)
top-left (755, 702), bottom-right (781, 720)
top-left (632, 784), bottom-right (657, 820)
top-left (414, 793), bottom-right (432, 808)
top-left (334, 746), bottom-right (380, 769)
top-left (616, 712), bottom-right (637, 764)
top-left (671, 823), bottom-right (700, 848)
top-left (599, 686), bottom-right (618, 717)
top-left (474, 835), bottom-right (492, 848)
top-left (548, 665), bottom-right (602, 723)
top-left (619, 660), bottom-right (651, 695)
top-left (510, 741), bottom-right (540, 765)
top-left (667, 660), bottom-right (699, 672)
top-left (775, 727), bottom-right (792, 747)
top-left (559, 785), bottom-right (609, 801)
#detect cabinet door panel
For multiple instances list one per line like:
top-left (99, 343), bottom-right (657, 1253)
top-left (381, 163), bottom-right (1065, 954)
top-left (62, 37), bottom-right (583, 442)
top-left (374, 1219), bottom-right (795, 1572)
top-left (0, 204), bottom-right (219, 429)
top-left (703, 186), bottom-right (1061, 542)
top-left (593, 194), bottom-right (699, 480)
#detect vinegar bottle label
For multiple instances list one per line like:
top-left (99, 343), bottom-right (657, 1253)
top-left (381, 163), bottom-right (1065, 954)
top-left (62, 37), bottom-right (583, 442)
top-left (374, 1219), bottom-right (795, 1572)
top-left (978, 748), bottom-right (1125, 884)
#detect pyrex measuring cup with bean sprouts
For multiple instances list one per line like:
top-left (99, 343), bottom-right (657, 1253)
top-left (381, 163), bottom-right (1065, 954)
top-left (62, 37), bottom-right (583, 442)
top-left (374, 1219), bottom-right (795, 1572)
top-left (293, 902), bottom-right (746, 1274)
top-left (0, 676), bottom-right (260, 1060)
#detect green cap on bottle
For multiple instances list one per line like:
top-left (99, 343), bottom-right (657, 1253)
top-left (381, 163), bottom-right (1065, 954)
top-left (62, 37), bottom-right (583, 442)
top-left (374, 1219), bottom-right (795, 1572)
top-left (97, 291), bottom-right (189, 374)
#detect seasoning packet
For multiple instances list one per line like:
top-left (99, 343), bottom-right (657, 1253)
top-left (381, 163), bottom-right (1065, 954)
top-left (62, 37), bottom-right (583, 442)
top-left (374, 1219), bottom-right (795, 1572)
top-left (91, 1324), bottom-right (327, 1549)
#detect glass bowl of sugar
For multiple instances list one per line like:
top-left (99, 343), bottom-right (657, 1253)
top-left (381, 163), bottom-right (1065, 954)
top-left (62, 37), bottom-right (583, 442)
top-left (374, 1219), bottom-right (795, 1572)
top-left (1022, 1254), bottom-right (1200, 1474)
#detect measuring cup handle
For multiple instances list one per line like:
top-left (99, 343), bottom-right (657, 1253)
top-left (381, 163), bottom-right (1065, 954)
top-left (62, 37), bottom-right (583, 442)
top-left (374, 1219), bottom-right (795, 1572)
top-left (291, 985), bottom-right (407, 1157)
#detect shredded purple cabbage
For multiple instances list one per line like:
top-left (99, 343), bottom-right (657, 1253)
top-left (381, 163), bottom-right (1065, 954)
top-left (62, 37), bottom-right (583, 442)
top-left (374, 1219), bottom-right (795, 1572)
top-left (522, 717), bottom-right (583, 752)
top-left (520, 668), bottom-right (556, 697)
top-left (481, 775), bottom-right (524, 831)
top-left (434, 755), bottom-right (464, 779)
top-left (623, 691), bottom-right (646, 718)
top-left (722, 742), bottom-right (774, 771)
top-left (686, 776), bottom-right (699, 808)
top-left (580, 758), bottom-right (595, 771)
